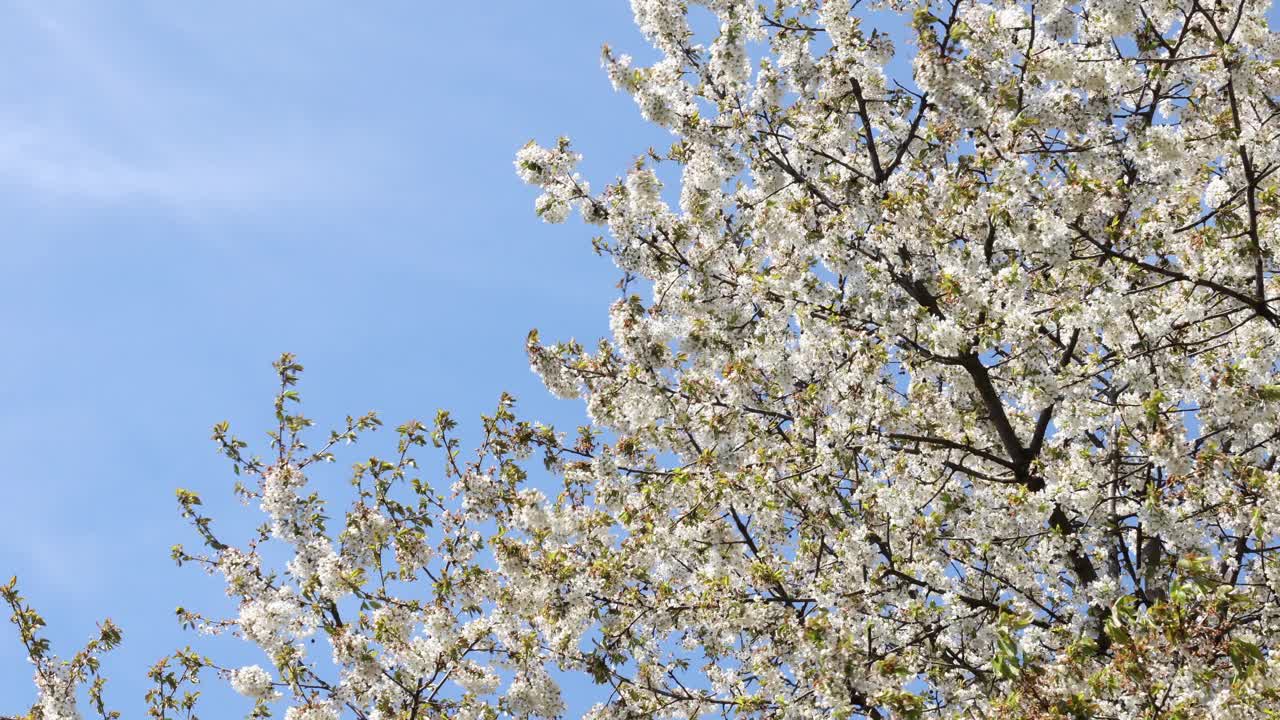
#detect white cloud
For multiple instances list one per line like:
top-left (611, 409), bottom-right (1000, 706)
top-left (0, 122), bottom-right (297, 208)
top-left (0, 1), bottom-right (381, 214)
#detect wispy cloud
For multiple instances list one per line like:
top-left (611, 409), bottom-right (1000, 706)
top-left (0, 122), bottom-right (314, 209)
top-left (0, 1), bottom-right (381, 214)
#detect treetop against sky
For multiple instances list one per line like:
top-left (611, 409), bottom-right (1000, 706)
top-left (8, 1), bottom-right (1280, 719)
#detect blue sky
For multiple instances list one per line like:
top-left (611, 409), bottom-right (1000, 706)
top-left (0, 1), bottom-right (670, 714)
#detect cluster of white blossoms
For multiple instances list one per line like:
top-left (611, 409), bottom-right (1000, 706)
top-left (163, 392), bottom-right (539, 719)
top-left (230, 664), bottom-right (276, 699)
top-left (511, 0), bottom-right (1280, 717)
top-left (283, 699), bottom-right (341, 720)
top-left (33, 665), bottom-right (80, 720)
top-left (4, 575), bottom-right (123, 720)
top-left (516, 138), bottom-right (593, 224)
top-left (11, 1), bottom-right (1280, 719)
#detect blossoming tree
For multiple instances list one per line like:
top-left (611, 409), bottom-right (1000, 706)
top-left (10, 0), bottom-right (1280, 718)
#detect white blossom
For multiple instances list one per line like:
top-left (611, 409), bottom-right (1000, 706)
top-left (284, 700), bottom-right (340, 720)
top-left (34, 666), bottom-right (80, 720)
top-left (229, 665), bottom-right (275, 699)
